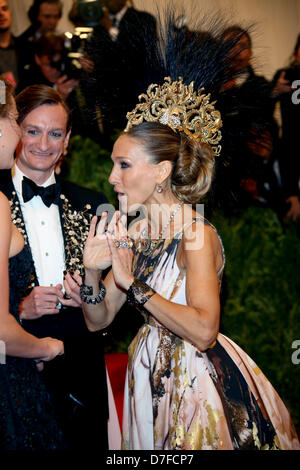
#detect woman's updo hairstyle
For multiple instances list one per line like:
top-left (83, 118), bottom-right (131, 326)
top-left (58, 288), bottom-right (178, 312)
top-left (125, 122), bottom-right (216, 204)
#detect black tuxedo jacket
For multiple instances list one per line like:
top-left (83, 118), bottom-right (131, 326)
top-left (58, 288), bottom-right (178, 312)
top-left (272, 68), bottom-right (300, 198)
top-left (87, 7), bottom-right (157, 131)
top-left (0, 169), bottom-right (108, 417)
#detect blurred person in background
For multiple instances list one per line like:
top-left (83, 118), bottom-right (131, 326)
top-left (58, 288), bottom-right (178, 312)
top-left (17, 32), bottom-right (78, 100)
top-left (85, 0), bottom-right (157, 140)
top-left (17, 0), bottom-right (63, 76)
top-left (273, 34), bottom-right (300, 222)
top-left (0, 0), bottom-right (20, 88)
top-left (16, 32), bottom-right (91, 138)
top-left (217, 26), bottom-right (285, 214)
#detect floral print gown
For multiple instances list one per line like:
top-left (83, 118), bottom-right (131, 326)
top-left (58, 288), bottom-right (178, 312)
top-left (121, 218), bottom-right (299, 450)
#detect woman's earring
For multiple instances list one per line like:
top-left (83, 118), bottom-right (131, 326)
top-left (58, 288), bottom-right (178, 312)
top-left (0, 130), bottom-right (2, 137)
top-left (157, 184), bottom-right (163, 193)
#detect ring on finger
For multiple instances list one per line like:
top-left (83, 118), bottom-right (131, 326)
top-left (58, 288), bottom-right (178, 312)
top-left (114, 237), bottom-right (133, 249)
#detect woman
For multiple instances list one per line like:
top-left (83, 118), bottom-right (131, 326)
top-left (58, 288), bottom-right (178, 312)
top-left (0, 77), bottom-right (65, 450)
top-left (73, 10), bottom-right (300, 449)
top-left (79, 75), bottom-right (299, 450)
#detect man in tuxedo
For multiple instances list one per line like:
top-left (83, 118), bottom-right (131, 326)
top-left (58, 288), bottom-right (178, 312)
top-left (85, 0), bottom-right (157, 138)
top-left (0, 84), bottom-right (109, 451)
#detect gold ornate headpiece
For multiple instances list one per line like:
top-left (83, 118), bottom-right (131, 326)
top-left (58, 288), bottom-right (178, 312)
top-left (125, 76), bottom-right (222, 156)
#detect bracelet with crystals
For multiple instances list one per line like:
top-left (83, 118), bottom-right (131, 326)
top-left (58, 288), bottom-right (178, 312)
top-left (127, 279), bottom-right (156, 307)
top-left (80, 279), bottom-right (106, 304)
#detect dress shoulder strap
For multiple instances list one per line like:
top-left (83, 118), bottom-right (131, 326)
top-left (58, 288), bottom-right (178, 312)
top-left (179, 215), bottom-right (218, 234)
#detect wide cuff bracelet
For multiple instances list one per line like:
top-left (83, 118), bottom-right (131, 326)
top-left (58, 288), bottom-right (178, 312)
top-left (80, 280), bottom-right (106, 304)
top-left (127, 279), bottom-right (156, 307)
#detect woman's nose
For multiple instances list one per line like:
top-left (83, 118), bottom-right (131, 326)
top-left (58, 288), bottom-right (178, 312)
top-left (108, 165), bottom-right (118, 185)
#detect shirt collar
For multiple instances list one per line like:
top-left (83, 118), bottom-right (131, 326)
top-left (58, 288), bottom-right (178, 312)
top-left (12, 163), bottom-right (56, 201)
top-left (110, 5), bottom-right (128, 25)
top-left (235, 70), bottom-right (250, 87)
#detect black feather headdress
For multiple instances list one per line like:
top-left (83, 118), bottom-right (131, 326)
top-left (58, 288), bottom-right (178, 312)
top-left (138, 6), bottom-right (238, 99)
top-left (87, 2), bottom-right (273, 211)
top-left (88, 2), bottom-right (243, 129)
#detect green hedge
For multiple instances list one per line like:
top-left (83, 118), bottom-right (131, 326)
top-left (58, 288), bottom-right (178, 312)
top-left (64, 135), bottom-right (117, 205)
top-left (65, 136), bottom-right (300, 430)
top-left (212, 207), bottom-right (300, 430)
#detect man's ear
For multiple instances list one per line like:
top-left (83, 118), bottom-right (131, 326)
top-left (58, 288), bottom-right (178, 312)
top-left (15, 140), bottom-right (22, 159)
top-left (63, 128), bottom-right (72, 153)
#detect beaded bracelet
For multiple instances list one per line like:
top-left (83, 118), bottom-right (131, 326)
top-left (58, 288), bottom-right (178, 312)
top-left (80, 279), bottom-right (106, 304)
top-left (127, 279), bottom-right (156, 307)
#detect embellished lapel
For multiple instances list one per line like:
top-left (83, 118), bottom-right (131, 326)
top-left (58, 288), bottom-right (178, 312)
top-left (57, 181), bottom-right (66, 245)
top-left (57, 192), bottom-right (93, 276)
top-left (8, 176), bottom-right (93, 279)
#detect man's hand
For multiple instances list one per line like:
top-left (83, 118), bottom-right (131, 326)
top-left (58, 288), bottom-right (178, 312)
top-left (59, 271), bottom-right (82, 308)
top-left (56, 75), bottom-right (79, 100)
top-left (35, 337), bottom-right (65, 371)
top-left (79, 56), bottom-right (95, 74)
top-left (285, 195), bottom-right (300, 222)
top-left (19, 285), bottom-right (63, 320)
top-left (240, 178), bottom-right (259, 199)
top-left (272, 71), bottom-right (292, 97)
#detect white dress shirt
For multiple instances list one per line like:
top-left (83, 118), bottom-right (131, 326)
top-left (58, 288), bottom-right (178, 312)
top-left (12, 164), bottom-right (66, 288)
top-left (109, 5), bottom-right (128, 40)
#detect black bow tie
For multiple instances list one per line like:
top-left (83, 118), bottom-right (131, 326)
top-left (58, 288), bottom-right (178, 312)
top-left (22, 176), bottom-right (60, 208)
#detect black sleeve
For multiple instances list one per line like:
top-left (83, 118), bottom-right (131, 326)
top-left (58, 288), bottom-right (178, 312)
top-left (277, 140), bottom-right (300, 198)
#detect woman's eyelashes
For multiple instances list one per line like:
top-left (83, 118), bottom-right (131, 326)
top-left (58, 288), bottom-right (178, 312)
top-left (120, 161), bottom-right (130, 169)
